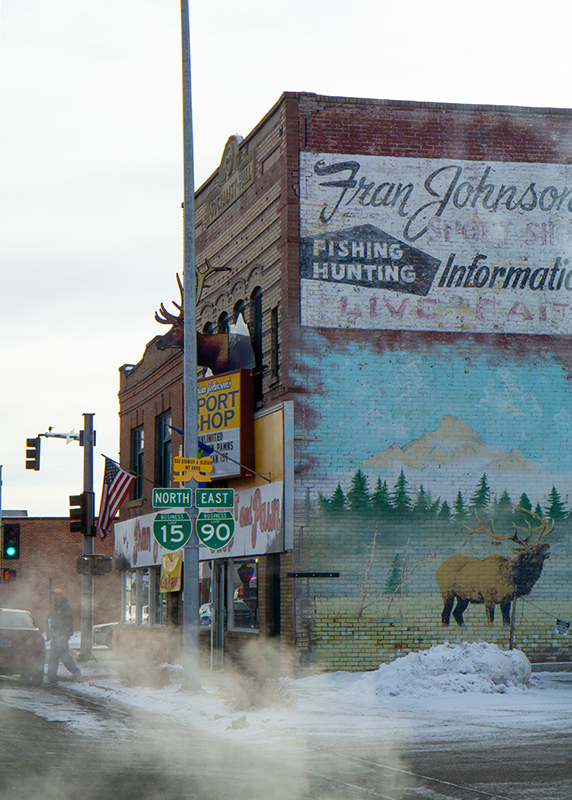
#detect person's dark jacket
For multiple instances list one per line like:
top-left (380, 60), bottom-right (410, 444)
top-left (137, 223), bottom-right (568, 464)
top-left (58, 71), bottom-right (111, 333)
top-left (49, 598), bottom-right (74, 639)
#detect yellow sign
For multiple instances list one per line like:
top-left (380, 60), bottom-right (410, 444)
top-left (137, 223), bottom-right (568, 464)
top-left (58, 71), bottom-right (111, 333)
top-left (172, 456), bottom-right (213, 483)
top-left (160, 552), bottom-right (182, 592)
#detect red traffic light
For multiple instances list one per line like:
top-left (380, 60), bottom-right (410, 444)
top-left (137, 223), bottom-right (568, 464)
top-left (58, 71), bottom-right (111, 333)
top-left (2, 568), bottom-right (17, 582)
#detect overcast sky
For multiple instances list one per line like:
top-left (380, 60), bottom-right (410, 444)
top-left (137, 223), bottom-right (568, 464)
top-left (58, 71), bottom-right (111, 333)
top-left (1, 0), bottom-right (572, 517)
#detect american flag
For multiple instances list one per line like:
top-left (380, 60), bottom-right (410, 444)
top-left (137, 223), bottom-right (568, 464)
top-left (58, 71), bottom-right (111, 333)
top-left (97, 458), bottom-right (136, 540)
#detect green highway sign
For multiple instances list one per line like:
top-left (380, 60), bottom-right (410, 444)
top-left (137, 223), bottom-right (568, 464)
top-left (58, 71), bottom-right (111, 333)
top-left (153, 512), bottom-right (192, 551)
top-left (196, 510), bottom-right (235, 550)
top-left (195, 488), bottom-right (234, 509)
top-left (152, 488), bottom-right (192, 509)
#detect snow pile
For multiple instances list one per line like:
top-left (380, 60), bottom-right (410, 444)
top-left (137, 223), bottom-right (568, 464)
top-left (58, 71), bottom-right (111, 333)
top-left (297, 642), bottom-right (532, 699)
top-left (371, 642), bottom-right (532, 695)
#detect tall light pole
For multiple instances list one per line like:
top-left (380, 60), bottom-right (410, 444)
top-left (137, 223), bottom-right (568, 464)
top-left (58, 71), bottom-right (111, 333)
top-left (180, 0), bottom-right (200, 691)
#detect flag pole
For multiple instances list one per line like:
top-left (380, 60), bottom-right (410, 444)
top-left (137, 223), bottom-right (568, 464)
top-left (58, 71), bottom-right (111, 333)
top-left (180, 0), bottom-right (201, 691)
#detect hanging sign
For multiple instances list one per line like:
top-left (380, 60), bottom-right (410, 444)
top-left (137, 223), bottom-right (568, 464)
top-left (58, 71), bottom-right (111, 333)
top-left (160, 552), bottom-right (183, 592)
top-left (172, 456), bottom-right (213, 483)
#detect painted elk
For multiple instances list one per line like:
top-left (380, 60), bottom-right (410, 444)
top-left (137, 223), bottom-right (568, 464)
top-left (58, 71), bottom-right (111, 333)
top-left (155, 272), bottom-right (255, 374)
top-left (436, 509), bottom-right (553, 626)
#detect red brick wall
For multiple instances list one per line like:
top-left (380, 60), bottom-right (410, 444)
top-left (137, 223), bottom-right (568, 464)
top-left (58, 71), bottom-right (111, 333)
top-left (0, 516), bottom-right (118, 631)
top-left (298, 94), bottom-right (572, 164)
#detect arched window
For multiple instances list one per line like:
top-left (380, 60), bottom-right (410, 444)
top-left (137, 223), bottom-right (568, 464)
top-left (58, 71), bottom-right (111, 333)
top-left (202, 321), bottom-right (214, 335)
top-left (250, 287), bottom-right (263, 402)
top-left (217, 312), bottom-right (229, 334)
top-left (233, 300), bottom-right (246, 325)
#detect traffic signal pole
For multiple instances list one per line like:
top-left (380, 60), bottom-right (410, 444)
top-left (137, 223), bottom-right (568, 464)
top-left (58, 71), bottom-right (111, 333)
top-left (79, 413), bottom-right (95, 661)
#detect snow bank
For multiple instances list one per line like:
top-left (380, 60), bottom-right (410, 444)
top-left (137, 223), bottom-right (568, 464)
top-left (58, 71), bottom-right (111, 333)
top-left (296, 642), bottom-right (532, 698)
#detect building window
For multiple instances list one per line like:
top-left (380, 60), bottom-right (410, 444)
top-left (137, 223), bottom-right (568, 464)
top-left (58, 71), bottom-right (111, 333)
top-left (156, 411), bottom-right (171, 488)
top-left (271, 305), bottom-right (280, 378)
top-left (130, 426), bottom-right (144, 499)
top-left (217, 312), bottom-right (229, 334)
top-left (123, 571), bottom-right (137, 623)
top-left (198, 560), bottom-right (258, 630)
top-left (233, 300), bottom-right (246, 325)
top-left (203, 321), bottom-right (214, 335)
top-left (231, 560), bottom-right (258, 629)
top-left (250, 287), bottom-right (263, 403)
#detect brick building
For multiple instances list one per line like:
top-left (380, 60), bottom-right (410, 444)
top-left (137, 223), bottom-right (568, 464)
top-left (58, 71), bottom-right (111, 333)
top-left (0, 514), bottom-right (118, 633)
top-left (115, 92), bottom-right (572, 672)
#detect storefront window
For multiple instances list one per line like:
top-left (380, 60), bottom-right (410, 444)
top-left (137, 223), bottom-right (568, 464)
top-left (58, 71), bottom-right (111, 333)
top-left (151, 566), bottom-right (167, 625)
top-left (198, 560), bottom-right (258, 630)
top-left (230, 559), bottom-right (258, 630)
top-left (123, 571), bottom-right (137, 623)
top-left (123, 568), bottom-right (166, 626)
top-left (140, 569), bottom-right (150, 624)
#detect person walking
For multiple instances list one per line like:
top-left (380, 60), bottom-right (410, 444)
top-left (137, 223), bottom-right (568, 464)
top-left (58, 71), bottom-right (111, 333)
top-left (47, 589), bottom-right (82, 687)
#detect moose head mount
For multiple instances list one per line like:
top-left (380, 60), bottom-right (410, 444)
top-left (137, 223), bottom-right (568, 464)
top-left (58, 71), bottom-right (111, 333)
top-left (154, 270), bottom-right (255, 375)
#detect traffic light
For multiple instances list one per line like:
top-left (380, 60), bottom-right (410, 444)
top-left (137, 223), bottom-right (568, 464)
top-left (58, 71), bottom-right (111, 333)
top-left (2, 568), bottom-right (17, 582)
top-left (69, 492), bottom-right (96, 535)
top-left (25, 437), bottom-right (41, 471)
top-left (2, 524), bottom-right (20, 560)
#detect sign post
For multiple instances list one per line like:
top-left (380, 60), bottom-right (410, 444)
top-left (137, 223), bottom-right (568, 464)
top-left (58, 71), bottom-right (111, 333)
top-left (180, 0), bottom-right (200, 692)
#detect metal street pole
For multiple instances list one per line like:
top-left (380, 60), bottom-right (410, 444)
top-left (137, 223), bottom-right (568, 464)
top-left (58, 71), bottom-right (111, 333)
top-left (79, 413), bottom-right (95, 661)
top-left (180, 0), bottom-right (200, 691)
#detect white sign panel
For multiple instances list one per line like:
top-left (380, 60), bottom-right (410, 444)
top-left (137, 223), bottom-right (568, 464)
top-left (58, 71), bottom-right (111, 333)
top-left (300, 152), bottom-right (572, 335)
top-left (114, 481), bottom-right (284, 567)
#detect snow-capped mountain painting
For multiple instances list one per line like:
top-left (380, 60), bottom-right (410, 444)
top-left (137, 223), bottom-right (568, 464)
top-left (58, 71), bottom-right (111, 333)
top-left (359, 415), bottom-right (539, 474)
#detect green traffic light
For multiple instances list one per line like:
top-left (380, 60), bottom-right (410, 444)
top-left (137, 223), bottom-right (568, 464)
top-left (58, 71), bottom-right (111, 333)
top-left (5, 546), bottom-right (16, 557)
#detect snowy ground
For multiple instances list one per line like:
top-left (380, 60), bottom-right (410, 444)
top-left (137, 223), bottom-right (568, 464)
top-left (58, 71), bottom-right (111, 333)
top-left (2, 641), bottom-right (570, 750)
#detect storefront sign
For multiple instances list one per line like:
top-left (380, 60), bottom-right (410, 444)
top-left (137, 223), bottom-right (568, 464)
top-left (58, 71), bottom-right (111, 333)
top-left (301, 152), bottom-right (572, 335)
top-left (115, 480), bottom-right (284, 567)
top-left (198, 370), bottom-right (254, 479)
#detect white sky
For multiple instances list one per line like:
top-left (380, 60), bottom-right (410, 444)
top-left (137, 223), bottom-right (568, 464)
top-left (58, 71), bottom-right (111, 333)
top-left (2, 0), bottom-right (572, 516)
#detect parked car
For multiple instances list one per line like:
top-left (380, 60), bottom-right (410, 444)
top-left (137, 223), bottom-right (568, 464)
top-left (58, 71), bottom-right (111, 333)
top-left (92, 622), bottom-right (118, 649)
top-left (199, 601), bottom-right (256, 629)
top-left (0, 608), bottom-right (45, 685)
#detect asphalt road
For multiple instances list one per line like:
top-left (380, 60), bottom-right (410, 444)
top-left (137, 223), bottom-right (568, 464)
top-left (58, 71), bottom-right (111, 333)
top-left (1, 676), bottom-right (570, 800)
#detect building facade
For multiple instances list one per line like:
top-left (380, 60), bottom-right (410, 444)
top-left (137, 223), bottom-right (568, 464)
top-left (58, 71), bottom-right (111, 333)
top-left (116, 93), bottom-right (572, 671)
top-left (0, 514), bottom-right (118, 634)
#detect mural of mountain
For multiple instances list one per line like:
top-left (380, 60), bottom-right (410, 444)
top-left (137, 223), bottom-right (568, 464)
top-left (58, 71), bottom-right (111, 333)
top-left (359, 415), bottom-right (539, 472)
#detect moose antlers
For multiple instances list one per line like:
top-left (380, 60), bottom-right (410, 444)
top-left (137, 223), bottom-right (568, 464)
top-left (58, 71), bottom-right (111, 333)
top-left (154, 260), bottom-right (231, 328)
top-left (463, 506), bottom-right (554, 550)
top-left (155, 273), bottom-right (184, 327)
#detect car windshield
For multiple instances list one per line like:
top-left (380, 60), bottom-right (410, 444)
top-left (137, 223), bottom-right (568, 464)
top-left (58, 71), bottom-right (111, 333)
top-left (0, 610), bottom-right (35, 629)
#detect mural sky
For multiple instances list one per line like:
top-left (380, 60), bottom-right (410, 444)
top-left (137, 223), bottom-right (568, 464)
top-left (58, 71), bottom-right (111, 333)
top-left (302, 328), bottom-right (572, 506)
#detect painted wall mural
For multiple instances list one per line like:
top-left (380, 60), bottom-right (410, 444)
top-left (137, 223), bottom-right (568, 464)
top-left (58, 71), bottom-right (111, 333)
top-left (300, 152), bottom-right (572, 334)
top-left (293, 326), bottom-right (572, 667)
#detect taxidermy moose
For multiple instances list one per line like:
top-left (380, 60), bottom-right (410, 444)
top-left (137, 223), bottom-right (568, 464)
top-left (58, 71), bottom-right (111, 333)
top-left (155, 271), bottom-right (255, 374)
top-left (436, 509), bottom-right (553, 626)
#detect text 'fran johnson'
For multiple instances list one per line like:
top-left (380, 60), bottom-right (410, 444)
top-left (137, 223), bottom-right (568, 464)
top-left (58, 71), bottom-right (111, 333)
top-left (314, 159), bottom-right (572, 243)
